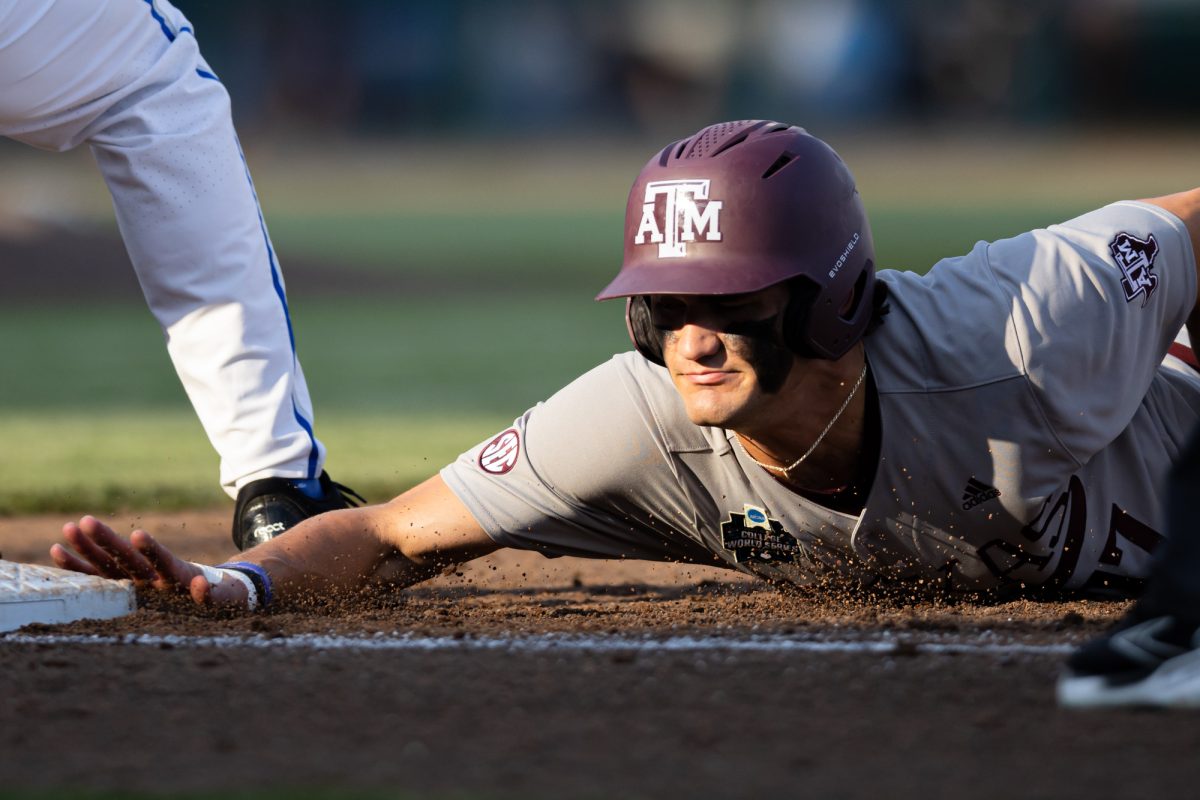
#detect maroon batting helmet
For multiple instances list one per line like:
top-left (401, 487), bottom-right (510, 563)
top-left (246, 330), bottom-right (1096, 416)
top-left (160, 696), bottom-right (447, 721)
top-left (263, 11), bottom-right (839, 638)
top-left (596, 120), bottom-right (879, 362)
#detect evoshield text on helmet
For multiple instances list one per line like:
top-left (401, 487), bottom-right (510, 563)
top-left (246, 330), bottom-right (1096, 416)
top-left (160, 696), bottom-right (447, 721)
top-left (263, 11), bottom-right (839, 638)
top-left (596, 120), bottom-right (879, 363)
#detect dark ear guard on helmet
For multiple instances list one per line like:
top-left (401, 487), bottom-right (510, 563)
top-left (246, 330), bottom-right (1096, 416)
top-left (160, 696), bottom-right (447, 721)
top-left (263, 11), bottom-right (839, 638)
top-left (780, 279), bottom-right (820, 358)
top-left (791, 266), bottom-right (878, 360)
top-left (626, 296), bottom-right (665, 365)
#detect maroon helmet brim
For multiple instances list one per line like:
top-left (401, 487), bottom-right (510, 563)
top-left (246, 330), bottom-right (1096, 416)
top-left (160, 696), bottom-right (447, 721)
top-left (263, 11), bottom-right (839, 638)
top-left (595, 258), bottom-right (798, 301)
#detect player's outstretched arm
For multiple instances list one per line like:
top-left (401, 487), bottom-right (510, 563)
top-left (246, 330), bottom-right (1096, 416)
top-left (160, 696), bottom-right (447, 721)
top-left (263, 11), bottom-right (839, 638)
top-left (1142, 188), bottom-right (1200, 337)
top-left (50, 476), bottom-right (499, 610)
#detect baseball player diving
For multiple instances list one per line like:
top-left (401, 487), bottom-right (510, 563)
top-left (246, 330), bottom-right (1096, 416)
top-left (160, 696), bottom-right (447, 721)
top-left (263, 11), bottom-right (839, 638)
top-left (50, 120), bottom-right (1200, 707)
top-left (0, 0), bottom-right (361, 547)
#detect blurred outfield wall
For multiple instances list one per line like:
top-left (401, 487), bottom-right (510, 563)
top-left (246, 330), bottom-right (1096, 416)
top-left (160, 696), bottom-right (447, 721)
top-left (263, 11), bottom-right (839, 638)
top-left (177, 0), bottom-right (1200, 138)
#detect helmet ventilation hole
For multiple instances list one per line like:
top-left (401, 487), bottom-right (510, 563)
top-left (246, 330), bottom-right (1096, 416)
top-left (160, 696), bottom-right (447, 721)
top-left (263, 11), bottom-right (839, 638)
top-left (683, 120), bottom-right (761, 158)
top-left (839, 269), bottom-right (870, 321)
top-left (709, 131), bottom-right (751, 157)
top-left (761, 153), bottom-right (796, 179)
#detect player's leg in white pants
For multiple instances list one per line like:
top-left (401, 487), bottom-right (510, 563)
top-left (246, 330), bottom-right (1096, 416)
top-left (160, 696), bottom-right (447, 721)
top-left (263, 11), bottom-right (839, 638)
top-left (0, 0), bottom-right (325, 497)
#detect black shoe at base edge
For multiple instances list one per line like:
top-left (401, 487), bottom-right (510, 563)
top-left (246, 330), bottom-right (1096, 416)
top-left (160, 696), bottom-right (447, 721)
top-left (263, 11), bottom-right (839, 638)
top-left (1057, 604), bottom-right (1200, 709)
top-left (232, 470), bottom-right (365, 551)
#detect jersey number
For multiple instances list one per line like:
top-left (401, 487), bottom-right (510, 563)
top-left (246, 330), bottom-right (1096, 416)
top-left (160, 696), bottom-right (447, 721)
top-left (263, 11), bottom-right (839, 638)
top-left (979, 476), bottom-right (1162, 596)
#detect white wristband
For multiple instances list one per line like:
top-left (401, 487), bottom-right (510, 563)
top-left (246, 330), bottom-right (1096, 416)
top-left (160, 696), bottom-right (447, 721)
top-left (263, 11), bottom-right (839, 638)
top-left (192, 563), bottom-right (260, 610)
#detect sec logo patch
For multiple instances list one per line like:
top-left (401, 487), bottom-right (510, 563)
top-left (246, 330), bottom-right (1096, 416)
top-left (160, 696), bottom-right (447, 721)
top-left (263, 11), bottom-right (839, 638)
top-left (479, 429), bottom-right (521, 475)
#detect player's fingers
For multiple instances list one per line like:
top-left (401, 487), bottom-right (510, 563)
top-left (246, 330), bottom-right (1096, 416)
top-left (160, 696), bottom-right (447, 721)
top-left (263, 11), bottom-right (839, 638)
top-left (188, 568), bottom-right (252, 609)
top-left (62, 521), bottom-right (127, 579)
top-left (189, 574), bottom-right (213, 606)
top-left (130, 529), bottom-right (193, 590)
top-left (78, 516), bottom-right (158, 582)
top-left (48, 543), bottom-right (101, 577)
top-left (186, 572), bottom-right (248, 609)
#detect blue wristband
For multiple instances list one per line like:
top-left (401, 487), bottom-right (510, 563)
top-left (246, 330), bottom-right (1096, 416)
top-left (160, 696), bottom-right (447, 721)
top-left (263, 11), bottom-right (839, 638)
top-left (215, 561), bottom-right (273, 608)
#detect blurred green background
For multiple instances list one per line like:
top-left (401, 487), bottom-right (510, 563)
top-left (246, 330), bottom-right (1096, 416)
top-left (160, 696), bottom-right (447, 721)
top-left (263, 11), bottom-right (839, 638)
top-left (6, 132), bottom-right (1197, 515)
top-left (2, 0), bottom-right (1198, 515)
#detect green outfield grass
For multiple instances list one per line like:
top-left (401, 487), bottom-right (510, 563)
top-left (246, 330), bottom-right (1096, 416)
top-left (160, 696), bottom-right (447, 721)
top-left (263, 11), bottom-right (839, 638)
top-left (0, 410), bottom-right (510, 513)
top-left (0, 197), bottom-right (1099, 514)
top-left (2, 131), bottom-right (1192, 516)
top-left (0, 293), bottom-right (629, 514)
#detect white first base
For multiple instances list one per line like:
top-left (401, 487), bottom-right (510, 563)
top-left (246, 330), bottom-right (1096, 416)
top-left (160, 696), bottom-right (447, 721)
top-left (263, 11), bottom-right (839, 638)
top-left (0, 560), bottom-right (135, 633)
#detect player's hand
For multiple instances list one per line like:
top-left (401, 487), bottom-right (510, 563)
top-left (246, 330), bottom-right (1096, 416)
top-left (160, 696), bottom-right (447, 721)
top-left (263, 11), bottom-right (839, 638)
top-left (50, 515), bottom-right (251, 608)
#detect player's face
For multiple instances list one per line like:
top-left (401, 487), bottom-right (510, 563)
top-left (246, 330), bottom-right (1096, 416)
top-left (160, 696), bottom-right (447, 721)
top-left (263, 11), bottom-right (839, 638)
top-left (653, 285), bottom-right (795, 428)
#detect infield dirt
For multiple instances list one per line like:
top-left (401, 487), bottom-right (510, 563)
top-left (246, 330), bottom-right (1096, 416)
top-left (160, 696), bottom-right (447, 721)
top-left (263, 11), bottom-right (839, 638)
top-left (4, 510), bottom-right (1200, 799)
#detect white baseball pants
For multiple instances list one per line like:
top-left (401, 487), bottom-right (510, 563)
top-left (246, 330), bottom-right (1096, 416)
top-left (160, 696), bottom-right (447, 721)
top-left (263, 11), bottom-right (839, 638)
top-left (0, 0), bottom-right (326, 495)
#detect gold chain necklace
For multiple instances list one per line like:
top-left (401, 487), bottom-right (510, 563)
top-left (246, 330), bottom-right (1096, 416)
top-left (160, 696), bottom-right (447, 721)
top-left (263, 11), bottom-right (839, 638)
top-left (735, 361), bottom-right (868, 475)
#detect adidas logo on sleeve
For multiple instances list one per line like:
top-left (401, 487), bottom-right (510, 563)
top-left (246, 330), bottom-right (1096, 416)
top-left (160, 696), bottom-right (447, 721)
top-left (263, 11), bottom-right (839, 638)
top-left (961, 478), bottom-right (1001, 510)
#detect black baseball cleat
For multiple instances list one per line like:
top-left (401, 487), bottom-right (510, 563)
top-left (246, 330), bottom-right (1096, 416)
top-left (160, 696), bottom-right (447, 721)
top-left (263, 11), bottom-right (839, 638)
top-left (232, 471), bottom-right (365, 551)
top-left (1057, 603), bottom-right (1200, 709)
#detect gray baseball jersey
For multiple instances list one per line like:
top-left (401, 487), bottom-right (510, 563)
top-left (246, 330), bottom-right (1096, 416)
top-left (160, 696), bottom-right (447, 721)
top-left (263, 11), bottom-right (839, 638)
top-left (442, 201), bottom-right (1199, 596)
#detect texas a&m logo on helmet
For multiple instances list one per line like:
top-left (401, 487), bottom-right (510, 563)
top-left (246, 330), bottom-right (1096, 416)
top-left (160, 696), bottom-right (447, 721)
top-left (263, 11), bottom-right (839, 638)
top-left (633, 179), bottom-right (723, 258)
top-left (1109, 231), bottom-right (1159, 306)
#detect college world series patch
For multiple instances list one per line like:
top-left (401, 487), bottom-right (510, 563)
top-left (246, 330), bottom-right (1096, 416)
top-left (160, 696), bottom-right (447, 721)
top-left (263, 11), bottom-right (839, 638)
top-left (721, 504), bottom-right (805, 565)
top-left (1109, 231), bottom-right (1159, 306)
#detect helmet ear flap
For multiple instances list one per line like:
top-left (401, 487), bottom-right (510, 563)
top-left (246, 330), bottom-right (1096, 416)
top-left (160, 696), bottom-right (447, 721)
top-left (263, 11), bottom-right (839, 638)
top-left (781, 272), bottom-right (877, 360)
top-left (780, 279), bottom-right (819, 358)
top-left (625, 296), bottom-right (665, 366)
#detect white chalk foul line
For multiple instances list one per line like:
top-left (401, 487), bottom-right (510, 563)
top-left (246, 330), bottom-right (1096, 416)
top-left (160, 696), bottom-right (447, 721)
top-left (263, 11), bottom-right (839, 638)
top-left (0, 630), bottom-right (1074, 656)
